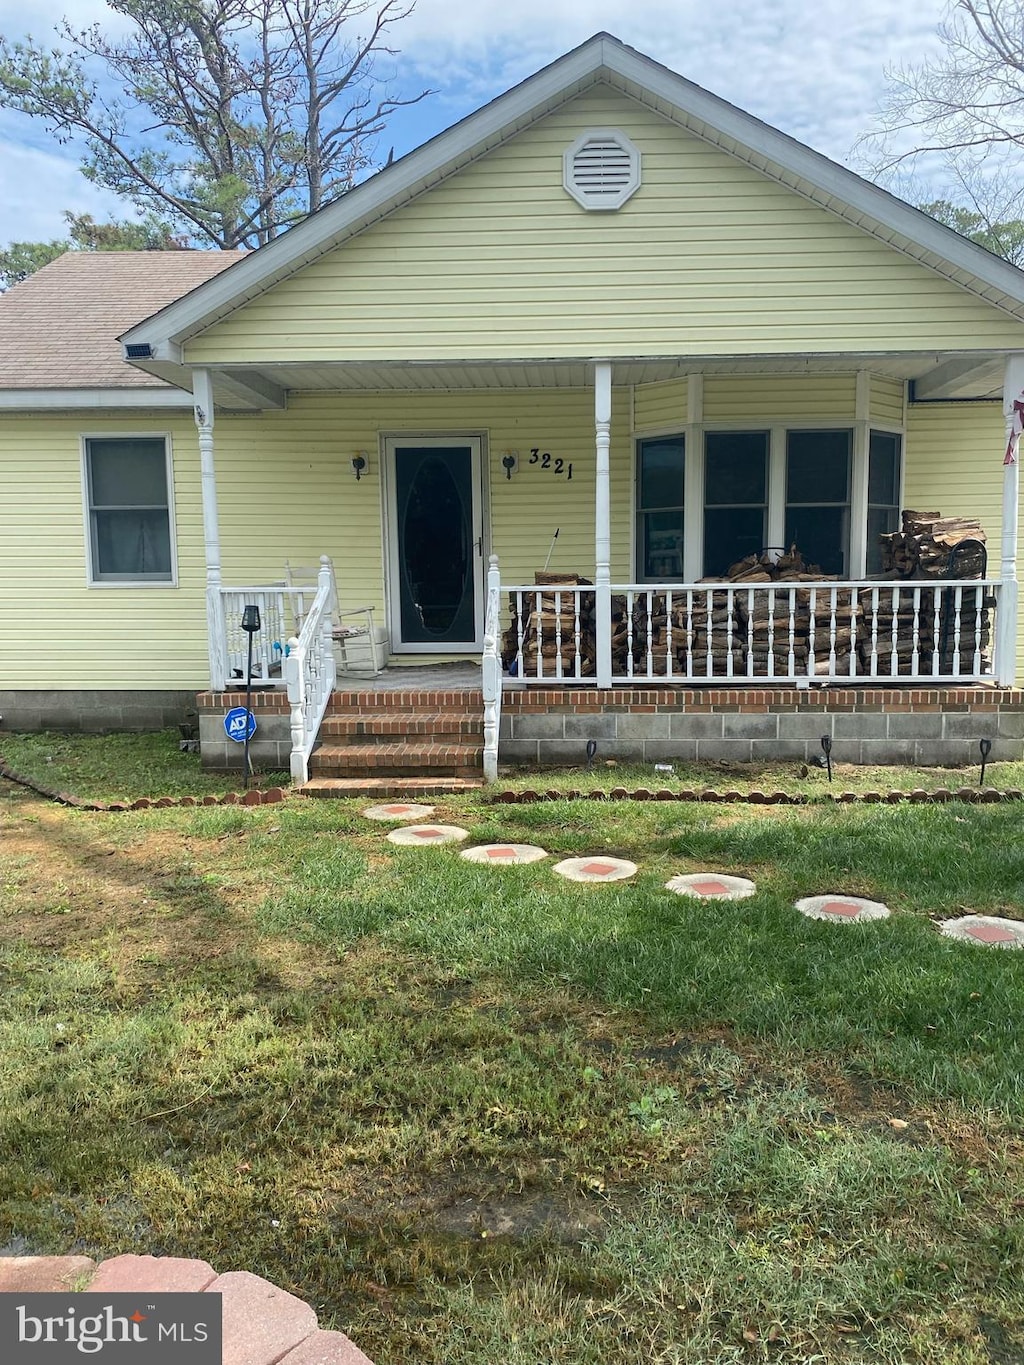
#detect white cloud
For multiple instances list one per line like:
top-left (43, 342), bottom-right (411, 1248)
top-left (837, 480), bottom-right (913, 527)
top-left (0, 0), bottom-right (956, 245)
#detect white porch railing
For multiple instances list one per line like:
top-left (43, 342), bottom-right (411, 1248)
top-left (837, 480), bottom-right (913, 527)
top-left (502, 578), bottom-right (1002, 684)
top-left (482, 555), bottom-right (503, 782)
top-left (211, 561), bottom-right (336, 784)
top-left (283, 559), bottom-right (337, 784)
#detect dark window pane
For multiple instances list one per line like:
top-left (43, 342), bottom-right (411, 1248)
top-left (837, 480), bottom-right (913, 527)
top-left (642, 510), bottom-right (684, 579)
top-left (786, 430), bottom-right (851, 503)
top-left (705, 432), bottom-right (768, 505)
top-left (93, 509), bottom-right (172, 578)
top-left (869, 431), bottom-right (901, 506)
top-left (638, 437), bottom-right (684, 510)
top-left (866, 506), bottom-right (899, 575)
top-left (88, 438), bottom-right (168, 506)
top-left (704, 507), bottom-right (766, 577)
top-left (785, 507), bottom-right (848, 576)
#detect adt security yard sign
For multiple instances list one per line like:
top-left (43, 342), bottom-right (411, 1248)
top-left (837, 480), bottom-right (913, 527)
top-left (224, 707), bottom-right (257, 743)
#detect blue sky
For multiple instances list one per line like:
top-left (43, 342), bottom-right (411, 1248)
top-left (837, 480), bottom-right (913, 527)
top-left (0, 0), bottom-right (952, 245)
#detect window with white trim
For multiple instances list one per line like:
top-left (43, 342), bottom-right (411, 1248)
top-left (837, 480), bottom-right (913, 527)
top-left (866, 431), bottom-right (902, 575)
top-left (636, 435), bottom-right (685, 580)
top-left (85, 436), bottom-right (174, 583)
top-left (704, 431), bottom-right (769, 576)
top-left (784, 429), bottom-right (852, 577)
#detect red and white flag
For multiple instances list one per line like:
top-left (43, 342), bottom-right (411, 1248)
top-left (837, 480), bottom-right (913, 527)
top-left (1005, 392), bottom-right (1024, 465)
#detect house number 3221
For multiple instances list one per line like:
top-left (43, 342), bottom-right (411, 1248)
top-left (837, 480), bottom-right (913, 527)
top-left (529, 448), bottom-right (573, 479)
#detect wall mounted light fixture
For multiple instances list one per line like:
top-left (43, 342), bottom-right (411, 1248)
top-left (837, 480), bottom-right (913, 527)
top-left (352, 451), bottom-right (368, 480)
top-left (501, 449), bottom-right (519, 481)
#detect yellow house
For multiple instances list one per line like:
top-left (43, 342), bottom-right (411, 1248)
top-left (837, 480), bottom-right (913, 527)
top-left (2, 33), bottom-right (1023, 788)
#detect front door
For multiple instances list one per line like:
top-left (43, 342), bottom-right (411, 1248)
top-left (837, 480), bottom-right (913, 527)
top-left (385, 437), bottom-right (484, 651)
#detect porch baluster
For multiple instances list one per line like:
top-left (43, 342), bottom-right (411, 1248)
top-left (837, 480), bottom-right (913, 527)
top-left (808, 588), bottom-right (817, 678)
top-left (890, 586), bottom-right (901, 677)
top-left (930, 587), bottom-right (942, 678)
top-left (745, 587), bottom-right (755, 678)
top-left (766, 588), bottom-right (775, 680)
top-left (911, 587), bottom-right (922, 675)
top-left (685, 590), bottom-right (694, 680)
top-left (703, 589), bottom-right (713, 679)
top-left (554, 589), bottom-right (564, 682)
top-left (725, 587), bottom-right (735, 679)
top-left (952, 585), bottom-right (964, 676)
top-left (515, 591), bottom-right (526, 678)
top-left (827, 587), bottom-right (838, 676)
top-left (787, 588), bottom-right (796, 678)
top-left (533, 590), bottom-right (544, 680)
top-left (867, 587), bottom-right (880, 677)
top-left (665, 590), bottom-right (675, 681)
top-left (848, 589), bottom-right (858, 678)
top-left (972, 585), bottom-right (984, 676)
top-left (645, 589), bottom-right (655, 679)
top-left (625, 591), bottom-right (635, 680)
top-left (573, 590), bottom-right (583, 681)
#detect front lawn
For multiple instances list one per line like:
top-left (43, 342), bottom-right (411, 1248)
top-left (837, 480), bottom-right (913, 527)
top-left (1, 778), bottom-right (1022, 1363)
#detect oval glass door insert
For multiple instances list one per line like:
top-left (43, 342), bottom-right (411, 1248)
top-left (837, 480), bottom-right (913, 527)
top-left (397, 448), bottom-right (474, 642)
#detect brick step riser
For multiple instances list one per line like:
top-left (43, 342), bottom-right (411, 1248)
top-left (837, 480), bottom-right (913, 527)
top-left (319, 715), bottom-right (483, 737)
top-left (311, 765), bottom-right (483, 780)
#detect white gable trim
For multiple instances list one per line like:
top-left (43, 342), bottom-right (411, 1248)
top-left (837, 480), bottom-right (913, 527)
top-left (121, 31), bottom-right (1024, 361)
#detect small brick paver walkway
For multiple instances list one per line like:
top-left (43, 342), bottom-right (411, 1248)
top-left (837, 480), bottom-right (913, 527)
top-left (0, 1256), bottom-right (373, 1364)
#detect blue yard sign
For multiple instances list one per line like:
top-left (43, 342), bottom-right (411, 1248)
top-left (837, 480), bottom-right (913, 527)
top-left (224, 707), bottom-right (257, 743)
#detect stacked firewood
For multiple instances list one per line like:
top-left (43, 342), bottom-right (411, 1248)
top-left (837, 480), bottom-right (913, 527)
top-left (878, 510), bottom-right (987, 579)
top-left (502, 572), bottom-right (596, 676)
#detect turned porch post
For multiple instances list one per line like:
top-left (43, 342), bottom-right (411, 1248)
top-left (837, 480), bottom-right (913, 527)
top-left (594, 361), bottom-right (613, 689)
top-left (997, 355), bottom-right (1024, 687)
top-left (193, 368), bottom-right (226, 690)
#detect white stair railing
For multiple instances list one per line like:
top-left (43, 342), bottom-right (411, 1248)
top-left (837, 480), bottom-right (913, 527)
top-left (284, 557), bottom-right (337, 784)
top-left (482, 555), bottom-right (503, 782)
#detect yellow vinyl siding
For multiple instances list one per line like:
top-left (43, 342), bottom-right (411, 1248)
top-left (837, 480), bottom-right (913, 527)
top-left (703, 375), bottom-right (857, 422)
top-left (904, 400), bottom-right (1022, 680)
top-left (633, 378), bottom-right (687, 432)
top-left (0, 412), bottom-right (208, 689)
top-left (871, 375), bottom-right (905, 427)
top-left (0, 390), bottom-right (624, 690)
top-left (187, 85), bottom-right (1024, 365)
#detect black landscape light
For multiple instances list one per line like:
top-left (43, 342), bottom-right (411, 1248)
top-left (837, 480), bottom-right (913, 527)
top-left (820, 734), bottom-right (833, 783)
top-left (979, 737), bottom-right (992, 788)
top-left (586, 738), bottom-right (598, 770)
top-left (241, 605), bottom-right (261, 789)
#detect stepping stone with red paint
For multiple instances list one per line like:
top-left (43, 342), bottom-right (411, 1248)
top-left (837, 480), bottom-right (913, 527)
top-left (363, 802), bottom-right (436, 822)
top-left (794, 894), bottom-right (890, 924)
top-left (665, 872), bottom-right (756, 900)
top-left (553, 856), bottom-right (637, 883)
top-left (461, 844), bottom-right (549, 865)
top-left (939, 915), bottom-right (1024, 949)
top-left (387, 824), bottom-right (468, 846)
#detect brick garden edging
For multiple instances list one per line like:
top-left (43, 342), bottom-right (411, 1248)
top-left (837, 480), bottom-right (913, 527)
top-left (0, 758), bottom-right (287, 812)
top-left (0, 1255), bottom-right (373, 1365)
top-left (491, 786), bottom-right (1024, 806)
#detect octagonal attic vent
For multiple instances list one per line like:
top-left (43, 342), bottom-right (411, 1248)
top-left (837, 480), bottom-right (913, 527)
top-left (563, 129), bottom-right (641, 210)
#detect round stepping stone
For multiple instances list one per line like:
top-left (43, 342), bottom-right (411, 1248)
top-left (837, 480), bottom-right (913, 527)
top-left (363, 802), bottom-right (436, 822)
top-left (665, 872), bottom-right (756, 900)
top-left (461, 843), bottom-right (549, 865)
top-left (386, 824), bottom-right (468, 846)
top-left (553, 856), bottom-right (637, 883)
top-left (794, 894), bottom-right (890, 924)
top-left (939, 915), bottom-right (1024, 949)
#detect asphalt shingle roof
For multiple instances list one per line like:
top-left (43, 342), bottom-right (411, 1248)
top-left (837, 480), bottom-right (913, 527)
top-left (0, 250), bottom-right (245, 389)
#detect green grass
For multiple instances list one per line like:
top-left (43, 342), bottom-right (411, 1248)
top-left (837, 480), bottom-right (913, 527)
top-left (1, 776), bottom-right (1023, 1363)
top-left (0, 729), bottom-right (288, 800)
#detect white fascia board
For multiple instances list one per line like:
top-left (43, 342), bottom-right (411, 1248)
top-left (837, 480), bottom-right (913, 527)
top-left (120, 41), bottom-right (609, 352)
top-left (0, 387), bottom-right (193, 409)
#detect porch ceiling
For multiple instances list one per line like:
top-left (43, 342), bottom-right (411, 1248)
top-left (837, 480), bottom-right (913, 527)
top-left (204, 352), bottom-right (1006, 402)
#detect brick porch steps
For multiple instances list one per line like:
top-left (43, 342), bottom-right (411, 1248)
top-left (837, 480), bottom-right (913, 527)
top-left (303, 690), bottom-right (485, 795)
top-left (302, 776), bottom-right (484, 797)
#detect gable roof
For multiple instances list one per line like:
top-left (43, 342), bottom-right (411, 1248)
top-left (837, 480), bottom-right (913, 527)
top-left (120, 30), bottom-right (1024, 369)
top-left (0, 250), bottom-right (243, 399)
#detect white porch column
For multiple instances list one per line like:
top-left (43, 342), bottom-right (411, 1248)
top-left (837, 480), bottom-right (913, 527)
top-left (594, 362), bottom-right (613, 688)
top-left (996, 355), bottom-right (1024, 686)
top-left (193, 368), bottom-right (226, 690)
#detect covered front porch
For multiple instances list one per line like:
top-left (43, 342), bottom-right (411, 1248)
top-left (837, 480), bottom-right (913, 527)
top-left (187, 351), bottom-right (1024, 784)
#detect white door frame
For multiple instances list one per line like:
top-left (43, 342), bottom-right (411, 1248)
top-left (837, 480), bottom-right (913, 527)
top-left (382, 433), bottom-right (487, 653)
